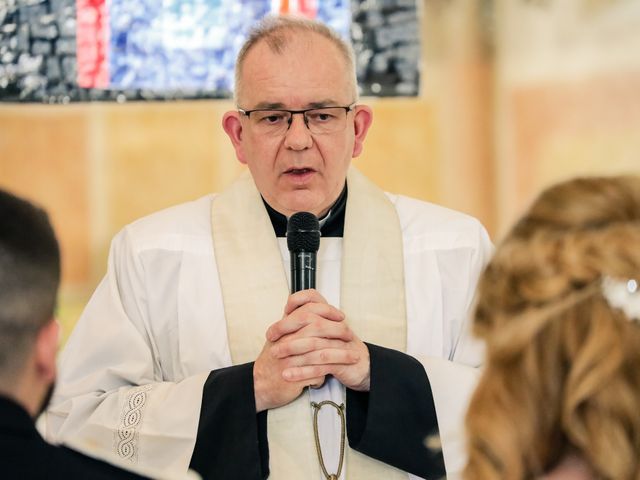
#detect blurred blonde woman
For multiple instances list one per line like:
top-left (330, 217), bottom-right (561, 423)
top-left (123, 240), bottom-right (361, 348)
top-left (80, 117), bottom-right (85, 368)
top-left (464, 176), bottom-right (640, 480)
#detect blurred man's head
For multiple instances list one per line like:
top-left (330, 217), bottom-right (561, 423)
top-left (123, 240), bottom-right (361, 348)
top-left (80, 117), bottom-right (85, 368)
top-left (0, 189), bottom-right (60, 417)
top-left (223, 15), bottom-right (373, 218)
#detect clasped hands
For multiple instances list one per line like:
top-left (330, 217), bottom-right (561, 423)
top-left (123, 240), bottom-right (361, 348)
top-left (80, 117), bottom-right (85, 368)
top-left (253, 289), bottom-right (370, 412)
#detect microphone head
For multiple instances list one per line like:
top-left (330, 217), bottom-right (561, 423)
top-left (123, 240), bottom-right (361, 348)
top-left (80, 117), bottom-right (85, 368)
top-left (287, 212), bottom-right (320, 253)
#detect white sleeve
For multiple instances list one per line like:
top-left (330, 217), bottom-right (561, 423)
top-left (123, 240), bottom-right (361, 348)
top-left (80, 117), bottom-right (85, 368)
top-left (406, 217), bottom-right (491, 479)
top-left (420, 221), bottom-right (491, 478)
top-left (416, 357), bottom-right (480, 480)
top-left (46, 228), bottom-right (208, 475)
top-left (451, 220), bottom-right (493, 366)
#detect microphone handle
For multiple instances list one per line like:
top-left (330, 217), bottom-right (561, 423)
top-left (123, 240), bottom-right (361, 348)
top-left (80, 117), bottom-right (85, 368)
top-left (290, 251), bottom-right (316, 293)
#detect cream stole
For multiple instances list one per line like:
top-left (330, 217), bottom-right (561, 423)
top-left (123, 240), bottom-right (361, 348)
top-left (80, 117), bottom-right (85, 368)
top-left (211, 167), bottom-right (408, 479)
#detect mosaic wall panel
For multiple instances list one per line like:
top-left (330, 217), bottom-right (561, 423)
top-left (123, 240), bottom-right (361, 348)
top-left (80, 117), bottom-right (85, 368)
top-left (0, 0), bottom-right (420, 102)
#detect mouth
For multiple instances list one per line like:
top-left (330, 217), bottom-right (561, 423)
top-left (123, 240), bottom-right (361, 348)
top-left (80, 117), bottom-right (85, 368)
top-left (282, 167), bottom-right (316, 185)
top-left (284, 167), bottom-right (315, 176)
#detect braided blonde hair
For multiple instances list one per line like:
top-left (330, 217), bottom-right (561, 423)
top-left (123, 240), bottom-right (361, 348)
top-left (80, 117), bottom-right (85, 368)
top-left (464, 175), bottom-right (640, 480)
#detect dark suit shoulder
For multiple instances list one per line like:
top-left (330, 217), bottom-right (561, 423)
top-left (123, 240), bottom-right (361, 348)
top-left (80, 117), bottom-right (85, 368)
top-left (0, 397), bottom-right (148, 479)
top-left (0, 434), bottom-right (149, 479)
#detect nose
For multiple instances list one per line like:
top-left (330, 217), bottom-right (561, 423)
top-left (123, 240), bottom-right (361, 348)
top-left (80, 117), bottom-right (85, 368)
top-left (283, 113), bottom-right (313, 150)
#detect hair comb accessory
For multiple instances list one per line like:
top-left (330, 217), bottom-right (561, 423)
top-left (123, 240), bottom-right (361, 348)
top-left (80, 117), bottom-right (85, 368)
top-left (602, 277), bottom-right (640, 322)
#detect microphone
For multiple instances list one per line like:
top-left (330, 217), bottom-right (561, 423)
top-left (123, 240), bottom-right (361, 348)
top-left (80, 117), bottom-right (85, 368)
top-left (286, 212), bottom-right (320, 293)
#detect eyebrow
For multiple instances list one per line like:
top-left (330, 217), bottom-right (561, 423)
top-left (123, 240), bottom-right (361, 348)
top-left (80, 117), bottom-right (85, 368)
top-left (250, 99), bottom-right (343, 110)
top-left (253, 102), bottom-right (286, 109)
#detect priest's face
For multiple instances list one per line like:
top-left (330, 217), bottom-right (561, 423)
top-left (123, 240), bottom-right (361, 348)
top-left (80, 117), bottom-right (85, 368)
top-left (223, 31), bottom-right (373, 218)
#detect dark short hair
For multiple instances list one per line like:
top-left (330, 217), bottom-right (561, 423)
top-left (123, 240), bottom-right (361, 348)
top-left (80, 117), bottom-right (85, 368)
top-left (0, 189), bottom-right (60, 381)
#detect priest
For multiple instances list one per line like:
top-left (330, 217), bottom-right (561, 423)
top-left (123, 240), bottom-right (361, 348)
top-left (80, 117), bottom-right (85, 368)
top-left (47, 16), bottom-right (492, 480)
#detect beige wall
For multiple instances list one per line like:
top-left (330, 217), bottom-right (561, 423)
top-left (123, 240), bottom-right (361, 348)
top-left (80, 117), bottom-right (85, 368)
top-left (1, 0), bottom-right (639, 339)
top-left (493, 0), bottom-right (640, 234)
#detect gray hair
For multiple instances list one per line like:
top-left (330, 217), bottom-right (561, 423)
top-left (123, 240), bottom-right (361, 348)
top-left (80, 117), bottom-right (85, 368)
top-left (234, 15), bottom-right (358, 103)
top-left (0, 189), bottom-right (60, 385)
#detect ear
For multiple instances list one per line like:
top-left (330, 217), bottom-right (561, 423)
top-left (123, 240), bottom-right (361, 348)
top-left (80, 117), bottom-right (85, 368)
top-left (34, 319), bottom-right (59, 384)
top-left (351, 105), bottom-right (373, 158)
top-left (222, 111), bottom-right (247, 165)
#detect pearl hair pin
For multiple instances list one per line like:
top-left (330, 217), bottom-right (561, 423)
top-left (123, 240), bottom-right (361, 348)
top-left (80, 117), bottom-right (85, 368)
top-left (602, 277), bottom-right (640, 322)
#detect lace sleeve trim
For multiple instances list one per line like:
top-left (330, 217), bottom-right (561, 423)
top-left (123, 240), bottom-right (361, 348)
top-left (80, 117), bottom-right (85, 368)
top-left (114, 384), bottom-right (153, 463)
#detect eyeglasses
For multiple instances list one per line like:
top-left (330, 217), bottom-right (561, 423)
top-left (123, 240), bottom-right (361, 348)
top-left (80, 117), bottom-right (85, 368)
top-left (238, 104), bottom-right (355, 136)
